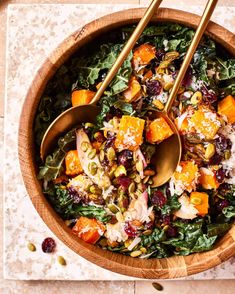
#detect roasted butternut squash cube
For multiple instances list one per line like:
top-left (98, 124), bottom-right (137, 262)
top-left (115, 115), bottom-right (145, 151)
top-left (132, 43), bottom-right (156, 68)
top-left (72, 217), bottom-right (105, 244)
top-left (199, 167), bottom-right (220, 190)
top-left (190, 191), bottom-right (209, 216)
top-left (123, 76), bottom-right (141, 103)
top-left (218, 95), bottom-right (235, 123)
top-left (190, 106), bottom-right (221, 140)
top-left (146, 117), bottom-right (173, 144)
top-left (65, 150), bottom-right (83, 176)
top-left (71, 89), bottom-right (95, 107)
top-left (173, 161), bottom-right (198, 192)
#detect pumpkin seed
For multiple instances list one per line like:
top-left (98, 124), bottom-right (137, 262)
top-left (89, 185), bottom-right (101, 195)
top-left (164, 82), bottom-right (174, 91)
top-left (224, 150), bottom-right (231, 160)
top-left (129, 173), bottom-right (136, 179)
top-left (107, 147), bottom-right (116, 162)
top-left (108, 165), bottom-right (117, 178)
top-left (124, 239), bottom-right (132, 248)
top-left (205, 143), bottom-right (215, 159)
top-left (148, 179), bottom-right (153, 185)
top-left (81, 141), bottom-right (90, 152)
top-left (84, 122), bottom-right (94, 128)
top-left (57, 256), bottom-right (66, 266)
top-left (114, 165), bottom-right (126, 177)
top-left (152, 99), bottom-right (164, 110)
top-left (88, 149), bottom-right (96, 159)
top-left (163, 225), bottom-right (169, 231)
top-left (190, 197), bottom-right (202, 205)
top-left (27, 242), bottom-right (36, 252)
top-left (88, 162), bottom-right (98, 175)
top-left (191, 91), bottom-right (202, 105)
top-left (152, 282), bottom-right (164, 291)
top-left (108, 203), bottom-right (119, 214)
top-left (99, 150), bottom-right (105, 161)
top-left (165, 51), bottom-right (180, 60)
top-left (99, 238), bottom-right (108, 247)
top-left (128, 182), bottom-right (136, 193)
top-left (143, 229), bottom-right (152, 236)
top-left (136, 160), bottom-right (143, 172)
top-left (130, 250), bottom-right (142, 257)
top-left (143, 176), bottom-right (150, 184)
top-left (140, 247), bottom-right (147, 254)
top-left (134, 174), bottom-right (141, 183)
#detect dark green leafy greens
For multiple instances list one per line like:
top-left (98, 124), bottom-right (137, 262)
top-left (45, 185), bottom-right (110, 222)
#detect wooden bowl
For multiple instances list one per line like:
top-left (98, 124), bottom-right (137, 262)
top-left (18, 8), bottom-right (235, 279)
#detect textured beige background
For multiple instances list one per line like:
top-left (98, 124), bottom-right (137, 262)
top-left (1, 0), bottom-right (235, 293)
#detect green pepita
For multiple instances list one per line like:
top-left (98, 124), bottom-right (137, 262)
top-left (114, 165), bottom-right (126, 177)
top-left (204, 143), bottom-right (215, 159)
top-left (81, 141), bottom-right (90, 152)
top-left (152, 282), bottom-right (164, 291)
top-left (107, 147), bottom-right (116, 162)
top-left (99, 150), bottom-right (105, 161)
top-left (88, 162), bottom-right (98, 175)
top-left (57, 256), bottom-right (66, 266)
top-left (128, 182), bottom-right (136, 194)
top-left (108, 203), bottom-right (119, 214)
top-left (27, 242), bottom-right (36, 252)
top-left (143, 229), bottom-right (152, 236)
top-left (136, 160), bottom-right (143, 172)
top-left (88, 149), bottom-right (96, 159)
top-left (89, 185), bottom-right (101, 195)
top-left (224, 150), bottom-right (231, 160)
top-left (130, 250), bottom-right (142, 257)
top-left (143, 176), bottom-right (150, 184)
top-left (134, 174), bottom-right (141, 183)
top-left (84, 122), bottom-right (94, 128)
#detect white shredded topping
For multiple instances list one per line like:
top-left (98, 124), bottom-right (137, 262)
top-left (174, 194), bottom-right (198, 220)
top-left (127, 237), bottom-right (141, 251)
top-left (105, 221), bottom-right (128, 243)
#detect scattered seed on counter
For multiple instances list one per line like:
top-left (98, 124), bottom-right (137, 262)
top-left (152, 282), bottom-right (164, 291)
top-left (57, 256), bottom-right (67, 266)
top-left (27, 242), bottom-right (36, 252)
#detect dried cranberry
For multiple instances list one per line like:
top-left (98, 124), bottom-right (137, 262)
top-left (124, 222), bottom-right (137, 238)
top-left (162, 215), bottom-right (171, 225)
top-left (67, 186), bottom-right (82, 204)
top-left (216, 199), bottom-right (229, 211)
top-left (209, 153), bottom-right (222, 165)
top-left (117, 150), bottom-right (133, 168)
top-left (151, 191), bottom-right (167, 208)
top-left (42, 237), bottom-right (56, 253)
top-left (182, 67), bottom-right (192, 88)
top-left (146, 80), bottom-right (162, 96)
top-left (145, 221), bottom-right (154, 230)
top-left (155, 49), bottom-right (165, 61)
top-left (215, 168), bottom-right (226, 183)
top-left (215, 135), bottom-right (232, 155)
top-left (105, 106), bottom-right (122, 122)
top-left (201, 85), bottom-right (217, 104)
top-left (117, 176), bottom-right (132, 192)
top-left (166, 226), bottom-right (178, 237)
top-left (104, 134), bottom-right (116, 150)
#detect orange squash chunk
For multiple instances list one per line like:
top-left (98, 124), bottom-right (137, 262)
top-left (72, 217), bottom-right (105, 244)
top-left (190, 106), bottom-right (221, 140)
top-left (190, 191), bottom-right (209, 216)
top-left (123, 76), bottom-right (141, 103)
top-left (173, 161), bottom-right (198, 192)
top-left (115, 115), bottom-right (145, 151)
top-left (132, 43), bottom-right (156, 68)
top-left (218, 95), bottom-right (235, 123)
top-left (71, 89), bottom-right (95, 107)
top-left (175, 116), bottom-right (191, 134)
top-left (199, 167), bottom-right (220, 190)
top-left (65, 150), bottom-right (83, 176)
top-left (146, 117), bottom-right (173, 144)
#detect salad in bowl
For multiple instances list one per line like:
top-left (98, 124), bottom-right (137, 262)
top-left (35, 23), bottom-right (235, 259)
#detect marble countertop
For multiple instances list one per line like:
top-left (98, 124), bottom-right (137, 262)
top-left (3, 1), bottom-right (235, 284)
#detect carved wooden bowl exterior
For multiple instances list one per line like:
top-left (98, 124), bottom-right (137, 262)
top-left (18, 8), bottom-right (235, 279)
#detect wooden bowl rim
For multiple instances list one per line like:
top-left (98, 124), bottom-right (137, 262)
top-left (18, 7), bottom-right (235, 279)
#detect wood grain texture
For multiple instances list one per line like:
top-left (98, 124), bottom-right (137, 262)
top-left (18, 8), bottom-right (235, 279)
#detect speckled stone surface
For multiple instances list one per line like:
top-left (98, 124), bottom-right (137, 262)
top-left (4, 4), bottom-right (235, 280)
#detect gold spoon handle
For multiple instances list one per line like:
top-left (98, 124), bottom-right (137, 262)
top-left (90, 0), bottom-right (163, 104)
top-left (164, 0), bottom-right (218, 113)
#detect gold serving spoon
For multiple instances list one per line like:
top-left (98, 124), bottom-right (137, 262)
top-left (40, 0), bottom-right (218, 187)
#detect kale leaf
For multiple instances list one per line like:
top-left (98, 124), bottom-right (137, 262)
top-left (222, 206), bottom-right (235, 219)
top-left (45, 185), bottom-right (110, 222)
top-left (217, 58), bottom-right (235, 80)
top-left (207, 223), bottom-right (231, 237)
